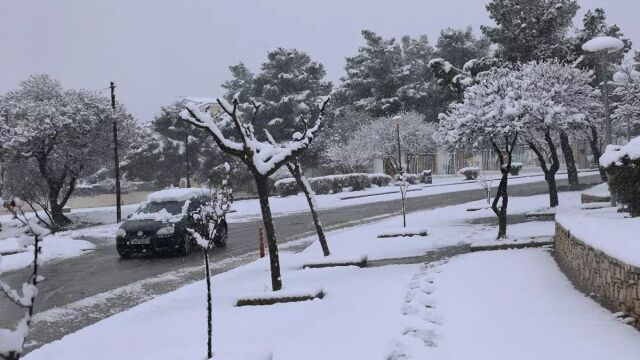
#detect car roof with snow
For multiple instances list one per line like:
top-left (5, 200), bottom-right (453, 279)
top-left (145, 188), bottom-right (211, 203)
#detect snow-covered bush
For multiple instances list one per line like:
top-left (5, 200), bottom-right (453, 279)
top-left (457, 167), bottom-right (479, 180)
top-left (601, 137), bottom-right (640, 217)
top-left (369, 173), bottom-right (393, 187)
top-left (420, 169), bottom-right (433, 184)
top-left (274, 178), bottom-right (300, 197)
top-left (396, 173), bottom-right (419, 185)
top-left (346, 174), bottom-right (371, 191)
top-left (308, 177), bottom-right (332, 195)
top-left (509, 162), bottom-right (523, 176)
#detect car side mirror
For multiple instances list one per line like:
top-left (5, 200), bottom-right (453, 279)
top-left (126, 214), bottom-right (132, 219)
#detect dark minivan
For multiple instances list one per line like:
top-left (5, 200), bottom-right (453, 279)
top-left (116, 188), bottom-right (228, 258)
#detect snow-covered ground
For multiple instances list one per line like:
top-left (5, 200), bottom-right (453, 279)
top-left (581, 182), bottom-right (609, 197)
top-left (25, 184), bottom-right (638, 360)
top-left (389, 249), bottom-right (640, 360)
top-left (0, 234), bottom-right (94, 272)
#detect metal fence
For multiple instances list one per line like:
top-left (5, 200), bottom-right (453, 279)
top-left (385, 144), bottom-right (594, 176)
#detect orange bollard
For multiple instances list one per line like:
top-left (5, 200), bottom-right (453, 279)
top-left (259, 226), bottom-right (265, 258)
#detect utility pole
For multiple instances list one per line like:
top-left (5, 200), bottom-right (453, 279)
top-left (110, 81), bottom-right (122, 222)
top-left (185, 125), bottom-right (191, 188)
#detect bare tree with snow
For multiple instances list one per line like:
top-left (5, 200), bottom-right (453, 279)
top-left (187, 163), bottom-right (233, 360)
top-left (439, 66), bottom-right (526, 239)
top-left (0, 199), bottom-right (48, 360)
top-left (181, 97), bottom-right (329, 291)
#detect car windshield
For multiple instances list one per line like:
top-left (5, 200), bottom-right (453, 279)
top-left (136, 200), bottom-right (185, 216)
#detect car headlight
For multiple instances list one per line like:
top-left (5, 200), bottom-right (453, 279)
top-left (116, 228), bottom-right (126, 239)
top-left (156, 226), bottom-right (175, 236)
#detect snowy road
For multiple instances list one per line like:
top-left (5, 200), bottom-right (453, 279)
top-left (0, 174), bottom-right (602, 352)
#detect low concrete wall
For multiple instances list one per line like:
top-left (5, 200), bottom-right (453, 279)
top-left (580, 193), bottom-right (610, 204)
top-left (554, 223), bottom-right (640, 324)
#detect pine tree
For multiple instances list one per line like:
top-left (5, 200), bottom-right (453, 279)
top-left (481, 0), bottom-right (579, 62)
top-left (222, 49), bottom-right (332, 142)
top-left (124, 102), bottom-right (220, 188)
top-left (434, 27), bottom-right (491, 68)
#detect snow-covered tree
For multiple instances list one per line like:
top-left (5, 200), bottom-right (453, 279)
top-left (123, 102), bottom-right (225, 188)
top-left (334, 30), bottom-right (453, 121)
top-left (181, 97), bottom-right (329, 291)
top-left (428, 57), bottom-right (501, 97)
top-left (221, 48), bottom-right (332, 143)
top-left (568, 8), bottom-right (632, 83)
top-left (324, 112), bottom-right (437, 174)
top-left (334, 30), bottom-right (404, 117)
top-left (481, 0), bottom-right (579, 62)
top-left (187, 163), bottom-right (233, 360)
top-left (612, 64), bottom-right (640, 140)
top-left (520, 62), bottom-right (598, 206)
top-left (434, 27), bottom-right (491, 69)
top-left (0, 199), bottom-right (47, 360)
top-left (0, 75), bottom-right (137, 228)
top-left (279, 157), bottom-right (330, 257)
top-left (438, 66), bottom-right (527, 239)
top-left (563, 8), bottom-right (633, 183)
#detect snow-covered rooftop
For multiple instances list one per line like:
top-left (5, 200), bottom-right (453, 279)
top-left (145, 188), bottom-right (211, 203)
top-left (581, 36), bottom-right (625, 53)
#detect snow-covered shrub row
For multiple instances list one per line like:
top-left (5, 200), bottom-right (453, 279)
top-left (509, 162), bottom-right (523, 176)
top-left (457, 167), bottom-right (479, 180)
top-left (602, 137), bottom-right (640, 217)
top-left (369, 173), bottom-right (393, 187)
top-left (274, 173), bottom-right (392, 197)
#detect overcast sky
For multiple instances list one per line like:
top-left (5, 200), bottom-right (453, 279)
top-left (1, 0), bottom-right (638, 121)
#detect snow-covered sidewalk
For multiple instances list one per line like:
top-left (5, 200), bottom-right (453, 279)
top-left (390, 249), bottom-right (640, 360)
top-left (23, 184), bottom-right (640, 359)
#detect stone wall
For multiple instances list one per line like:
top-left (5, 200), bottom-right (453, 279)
top-left (554, 223), bottom-right (640, 324)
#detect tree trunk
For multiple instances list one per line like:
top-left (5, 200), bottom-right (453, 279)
top-left (589, 125), bottom-right (608, 182)
top-left (490, 137), bottom-right (516, 240)
top-left (255, 175), bottom-right (282, 291)
top-left (545, 172), bottom-right (559, 207)
top-left (528, 132), bottom-right (560, 208)
top-left (203, 249), bottom-right (213, 359)
top-left (559, 131), bottom-right (579, 188)
top-left (287, 162), bottom-right (330, 257)
top-left (49, 202), bottom-right (70, 227)
top-left (492, 172), bottom-right (509, 239)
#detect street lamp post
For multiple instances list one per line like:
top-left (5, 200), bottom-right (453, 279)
top-left (582, 36), bottom-right (624, 207)
top-left (393, 115), bottom-right (407, 227)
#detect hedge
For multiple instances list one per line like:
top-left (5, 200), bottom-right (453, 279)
top-left (274, 173), bottom-right (392, 197)
top-left (606, 158), bottom-right (640, 217)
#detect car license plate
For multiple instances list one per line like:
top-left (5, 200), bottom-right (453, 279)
top-left (130, 238), bottom-right (150, 245)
